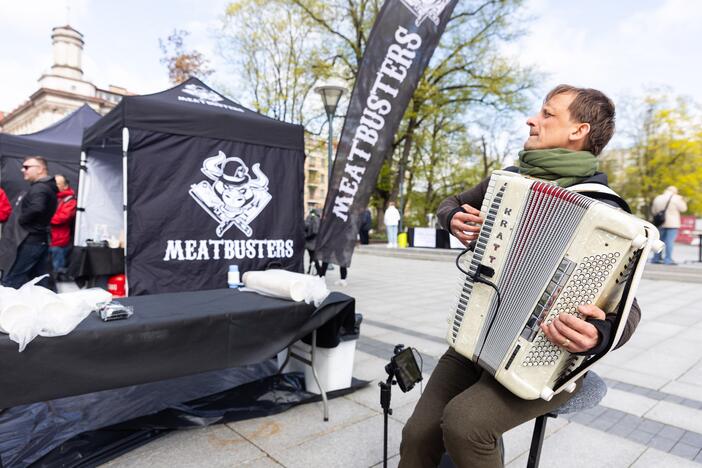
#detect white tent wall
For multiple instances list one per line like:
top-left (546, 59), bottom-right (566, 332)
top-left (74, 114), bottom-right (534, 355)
top-left (75, 148), bottom-right (123, 246)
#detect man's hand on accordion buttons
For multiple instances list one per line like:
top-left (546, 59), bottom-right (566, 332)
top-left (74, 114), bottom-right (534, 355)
top-left (540, 304), bottom-right (606, 353)
top-left (451, 204), bottom-right (483, 246)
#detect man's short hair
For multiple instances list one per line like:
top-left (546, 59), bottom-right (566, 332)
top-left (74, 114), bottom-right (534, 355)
top-left (545, 85), bottom-right (615, 156)
top-left (23, 155), bottom-right (49, 172)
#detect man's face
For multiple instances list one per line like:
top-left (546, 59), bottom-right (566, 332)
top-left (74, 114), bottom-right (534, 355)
top-left (524, 92), bottom-right (580, 151)
top-left (22, 159), bottom-right (44, 182)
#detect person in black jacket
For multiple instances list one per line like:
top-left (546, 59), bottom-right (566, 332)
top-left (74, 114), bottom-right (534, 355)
top-left (304, 208), bottom-right (321, 275)
top-left (399, 85), bottom-right (642, 468)
top-left (359, 208), bottom-right (372, 245)
top-left (0, 156), bottom-right (58, 289)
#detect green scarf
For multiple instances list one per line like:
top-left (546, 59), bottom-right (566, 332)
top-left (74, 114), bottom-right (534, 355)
top-left (517, 148), bottom-right (598, 188)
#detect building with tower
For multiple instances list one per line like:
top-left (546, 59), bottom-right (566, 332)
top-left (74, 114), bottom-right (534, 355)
top-left (0, 25), bottom-right (131, 134)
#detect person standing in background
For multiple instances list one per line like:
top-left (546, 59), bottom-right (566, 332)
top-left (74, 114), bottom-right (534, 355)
top-left (50, 174), bottom-right (77, 279)
top-left (383, 202), bottom-right (401, 248)
top-left (359, 208), bottom-right (372, 245)
top-left (651, 186), bottom-right (687, 265)
top-left (304, 208), bottom-right (321, 275)
top-left (0, 188), bottom-right (11, 224)
top-left (0, 156), bottom-right (58, 289)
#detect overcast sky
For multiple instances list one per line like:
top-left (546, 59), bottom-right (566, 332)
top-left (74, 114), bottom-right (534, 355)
top-left (1, 0), bottom-right (700, 126)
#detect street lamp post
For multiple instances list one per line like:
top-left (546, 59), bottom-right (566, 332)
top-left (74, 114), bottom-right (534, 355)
top-left (315, 81), bottom-right (346, 192)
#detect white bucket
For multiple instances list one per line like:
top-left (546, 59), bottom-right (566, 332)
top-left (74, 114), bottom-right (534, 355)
top-left (284, 340), bottom-right (358, 394)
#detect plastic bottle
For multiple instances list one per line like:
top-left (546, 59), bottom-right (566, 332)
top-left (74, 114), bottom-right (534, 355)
top-left (228, 265), bottom-right (240, 289)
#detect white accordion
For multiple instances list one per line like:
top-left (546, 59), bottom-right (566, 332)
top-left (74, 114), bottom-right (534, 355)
top-left (447, 171), bottom-right (662, 400)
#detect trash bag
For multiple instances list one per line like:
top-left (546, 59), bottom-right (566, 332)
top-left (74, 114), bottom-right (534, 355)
top-left (32, 373), bottom-right (369, 468)
top-left (0, 276), bottom-right (111, 351)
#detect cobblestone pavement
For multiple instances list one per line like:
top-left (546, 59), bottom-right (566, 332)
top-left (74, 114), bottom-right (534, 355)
top-left (103, 243), bottom-right (702, 467)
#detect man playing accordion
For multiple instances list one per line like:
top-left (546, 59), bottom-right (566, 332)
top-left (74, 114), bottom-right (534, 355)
top-left (399, 85), bottom-right (641, 467)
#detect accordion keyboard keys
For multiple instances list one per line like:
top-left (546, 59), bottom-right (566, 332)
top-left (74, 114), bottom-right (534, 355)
top-left (522, 253), bottom-right (618, 366)
top-left (448, 184), bottom-right (507, 343)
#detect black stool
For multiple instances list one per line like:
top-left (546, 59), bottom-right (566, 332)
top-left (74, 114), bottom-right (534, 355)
top-left (438, 372), bottom-right (607, 468)
top-left (526, 372), bottom-right (607, 467)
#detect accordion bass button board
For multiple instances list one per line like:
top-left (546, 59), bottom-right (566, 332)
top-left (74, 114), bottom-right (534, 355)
top-left (447, 170), bottom-right (660, 400)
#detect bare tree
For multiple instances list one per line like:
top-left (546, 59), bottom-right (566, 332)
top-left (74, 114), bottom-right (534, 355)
top-left (218, 0), bottom-right (335, 125)
top-left (159, 29), bottom-right (213, 84)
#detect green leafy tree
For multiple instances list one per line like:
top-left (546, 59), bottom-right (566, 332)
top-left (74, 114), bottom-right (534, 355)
top-left (603, 92), bottom-right (702, 216)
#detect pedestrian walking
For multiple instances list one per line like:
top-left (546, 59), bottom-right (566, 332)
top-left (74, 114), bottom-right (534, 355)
top-left (319, 262), bottom-right (348, 287)
top-left (384, 202), bottom-right (401, 248)
top-left (651, 186), bottom-right (687, 265)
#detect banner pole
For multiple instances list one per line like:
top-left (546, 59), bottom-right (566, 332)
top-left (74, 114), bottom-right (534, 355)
top-left (398, 158), bottom-right (405, 232)
top-left (313, 0), bottom-right (457, 267)
top-left (326, 111), bottom-right (334, 194)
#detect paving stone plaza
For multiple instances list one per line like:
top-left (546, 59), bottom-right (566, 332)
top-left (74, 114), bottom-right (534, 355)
top-left (104, 243), bottom-right (702, 467)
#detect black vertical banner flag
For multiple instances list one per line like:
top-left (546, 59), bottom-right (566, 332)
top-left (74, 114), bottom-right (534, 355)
top-left (315, 0), bottom-right (457, 267)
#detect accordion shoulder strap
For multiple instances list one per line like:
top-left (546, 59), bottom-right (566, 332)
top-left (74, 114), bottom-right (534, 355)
top-left (568, 183), bottom-right (632, 213)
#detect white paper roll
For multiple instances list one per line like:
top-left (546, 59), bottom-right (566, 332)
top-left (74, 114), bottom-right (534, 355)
top-left (242, 270), bottom-right (330, 306)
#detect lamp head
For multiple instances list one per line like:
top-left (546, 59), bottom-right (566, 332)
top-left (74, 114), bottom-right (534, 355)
top-left (315, 79), bottom-right (347, 116)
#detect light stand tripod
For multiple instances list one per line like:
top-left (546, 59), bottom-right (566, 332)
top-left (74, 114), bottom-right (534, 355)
top-left (379, 344), bottom-right (423, 468)
top-left (379, 372), bottom-right (396, 468)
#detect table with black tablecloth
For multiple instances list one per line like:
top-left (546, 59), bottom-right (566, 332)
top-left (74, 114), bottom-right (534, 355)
top-left (0, 289), bottom-right (355, 409)
top-left (67, 246), bottom-right (125, 285)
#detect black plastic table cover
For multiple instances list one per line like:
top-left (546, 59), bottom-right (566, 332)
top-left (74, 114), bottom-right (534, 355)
top-left (0, 289), bottom-right (355, 409)
top-left (68, 246), bottom-right (125, 279)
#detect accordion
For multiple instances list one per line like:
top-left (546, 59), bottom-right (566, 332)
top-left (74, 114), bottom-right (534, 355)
top-left (447, 171), bottom-right (662, 400)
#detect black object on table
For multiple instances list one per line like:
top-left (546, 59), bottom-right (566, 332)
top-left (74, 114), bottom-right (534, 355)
top-left (0, 288), bottom-right (355, 409)
top-left (68, 245), bottom-right (125, 287)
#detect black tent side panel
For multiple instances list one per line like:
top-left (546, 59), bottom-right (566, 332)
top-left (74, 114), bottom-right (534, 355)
top-left (126, 129), bottom-right (305, 295)
top-left (1, 155), bottom-right (78, 204)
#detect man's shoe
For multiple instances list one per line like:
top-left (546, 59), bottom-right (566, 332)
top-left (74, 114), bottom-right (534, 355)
top-left (334, 279), bottom-right (348, 287)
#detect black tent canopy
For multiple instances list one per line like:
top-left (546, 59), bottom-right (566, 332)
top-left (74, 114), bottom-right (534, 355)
top-left (78, 78), bottom-right (306, 295)
top-left (83, 78), bottom-right (303, 150)
top-left (0, 104), bottom-right (101, 201)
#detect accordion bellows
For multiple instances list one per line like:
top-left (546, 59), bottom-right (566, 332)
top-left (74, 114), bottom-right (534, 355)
top-left (447, 171), bottom-right (662, 400)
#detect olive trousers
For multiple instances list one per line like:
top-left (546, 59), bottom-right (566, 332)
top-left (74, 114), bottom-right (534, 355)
top-left (399, 347), bottom-right (580, 468)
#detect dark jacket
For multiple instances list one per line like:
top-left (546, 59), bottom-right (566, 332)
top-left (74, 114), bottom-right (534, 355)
top-left (360, 209), bottom-right (372, 232)
top-left (20, 176), bottom-right (59, 240)
top-left (437, 167), bottom-right (641, 352)
top-left (304, 212), bottom-right (321, 251)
